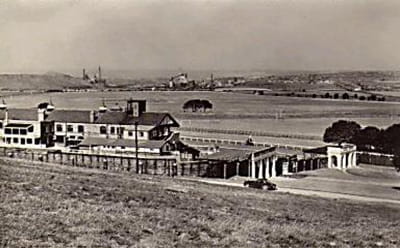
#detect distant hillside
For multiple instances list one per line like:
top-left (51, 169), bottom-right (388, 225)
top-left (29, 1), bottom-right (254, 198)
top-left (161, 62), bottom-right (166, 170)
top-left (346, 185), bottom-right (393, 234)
top-left (0, 73), bottom-right (93, 91)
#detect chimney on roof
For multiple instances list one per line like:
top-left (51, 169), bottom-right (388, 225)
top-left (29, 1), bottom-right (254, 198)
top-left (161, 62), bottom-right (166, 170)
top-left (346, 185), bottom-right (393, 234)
top-left (126, 99), bottom-right (146, 117)
top-left (98, 66), bottom-right (102, 81)
top-left (38, 108), bottom-right (46, 122)
top-left (4, 109), bottom-right (8, 125)
top-left (90, 110), bottom-right (97, 123)
top-left (83, 68), bottom-right (86, 80)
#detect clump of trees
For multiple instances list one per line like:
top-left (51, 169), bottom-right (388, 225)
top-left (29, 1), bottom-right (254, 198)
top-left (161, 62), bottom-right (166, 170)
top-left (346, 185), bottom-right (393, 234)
top-left (323, 120), bottom-right (400, 154)
top-left (276, 91), bottom-right (386, 102)
top-left (183, 99), bottom-right (213, 112)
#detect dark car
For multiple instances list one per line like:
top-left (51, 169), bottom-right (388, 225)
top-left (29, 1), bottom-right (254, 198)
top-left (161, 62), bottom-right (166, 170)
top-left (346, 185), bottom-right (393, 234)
top-left (243, 179), bottom-right (277, 190)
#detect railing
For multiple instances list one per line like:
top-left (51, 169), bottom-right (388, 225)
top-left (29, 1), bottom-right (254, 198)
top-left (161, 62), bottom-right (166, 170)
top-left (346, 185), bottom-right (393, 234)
top-left (180, 136), bottom-right (306, 151)
top-left (179, 126), bottom-right (321, 140)
top-left (0, 146), bottom-right (214, 177)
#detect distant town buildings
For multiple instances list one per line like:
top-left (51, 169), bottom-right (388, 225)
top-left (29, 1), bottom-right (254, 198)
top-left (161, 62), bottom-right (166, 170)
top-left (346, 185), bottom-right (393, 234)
top-left (83, 66), bottom-right (106, 86)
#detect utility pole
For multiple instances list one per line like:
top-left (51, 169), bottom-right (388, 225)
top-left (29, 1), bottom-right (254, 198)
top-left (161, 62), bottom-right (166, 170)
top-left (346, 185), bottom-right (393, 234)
top-left (135, 121), bottom-right (139, 174)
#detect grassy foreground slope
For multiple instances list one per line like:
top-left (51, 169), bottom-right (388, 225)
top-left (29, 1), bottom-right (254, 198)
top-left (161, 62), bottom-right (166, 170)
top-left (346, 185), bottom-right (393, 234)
top-left (1, 160), bottom-right (399, 247)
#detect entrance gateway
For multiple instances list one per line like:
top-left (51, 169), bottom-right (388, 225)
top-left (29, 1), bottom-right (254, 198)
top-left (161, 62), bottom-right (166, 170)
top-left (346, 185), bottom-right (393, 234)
top-left (327, 143), bottom-right (357, 169)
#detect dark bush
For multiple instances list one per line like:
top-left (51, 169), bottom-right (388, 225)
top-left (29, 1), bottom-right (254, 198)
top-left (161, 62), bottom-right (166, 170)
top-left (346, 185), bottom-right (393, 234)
top-left (183, 99), bottom-right (213, 112)
top-left (333, 93), bottom-right (339, 99)
top-left (323, 120), bottom-right (361, 144)
top-left (359, 96), bottom-right (366, 100)
top-left (342, 93), bottom-right (350, 99)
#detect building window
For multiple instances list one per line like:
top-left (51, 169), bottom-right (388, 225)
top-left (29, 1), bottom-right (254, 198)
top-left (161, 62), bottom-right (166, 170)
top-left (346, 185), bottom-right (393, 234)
top-left (110, 126), bottom-right (115, 134)
top-left (13, 138), bottom-right (18, 144)
top-left (67, 125), bottom-right (73, 132)
top-left (21, 138), bottom-right (25, 145)
top-left (20, 129), bottom-right (27, 135)
top-left (139, 131), bottom-right (144, 137)
top-left (128, 131), bottom-right (133, 136)
top-left (100, 126), bottom-right (107, 134)
top-left (35, 138), bottom-right (40, 145)
top-left (56, 124), bottom-right (63, 132)
top-left (6, 138), bottom-right (11, 144)
top-left (0, 122), bottom-right (2, 129)
top-left (55, 136), bottom-right (64, 143)
top-left (5, 128), bottom-right (11, 134)
top-left (28, 126), bottom-right (34, 132)
top-left (27, 138), bottom-right (32, 144)
top-left (78, 125), bottom-right (84, 133)
top-left (12, 129), bottom-right (19, 135)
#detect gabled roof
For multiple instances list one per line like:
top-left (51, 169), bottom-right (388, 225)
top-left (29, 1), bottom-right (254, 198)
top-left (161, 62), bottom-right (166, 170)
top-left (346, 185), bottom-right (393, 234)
top-left (0, 108), bottom-right (180, 128)
top-left (47, 110), bottom-right (92, 123)
top-left (94, 112), bottom-right (180, 127)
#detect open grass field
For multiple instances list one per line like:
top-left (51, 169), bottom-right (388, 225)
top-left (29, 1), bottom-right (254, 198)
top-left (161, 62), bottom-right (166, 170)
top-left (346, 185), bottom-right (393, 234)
top-left (180, 117), bottom-right (400, 137)
top-left (4, 91), bottom-right (400, 139)
top-left (5, 91), bottom-right (400, 116)
top-left (1, 159), bottom-right (400, 247)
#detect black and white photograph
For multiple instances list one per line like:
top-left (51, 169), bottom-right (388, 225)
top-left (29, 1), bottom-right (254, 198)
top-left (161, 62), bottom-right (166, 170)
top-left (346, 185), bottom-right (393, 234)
top-left (1, 0), bottom-right (400, 247)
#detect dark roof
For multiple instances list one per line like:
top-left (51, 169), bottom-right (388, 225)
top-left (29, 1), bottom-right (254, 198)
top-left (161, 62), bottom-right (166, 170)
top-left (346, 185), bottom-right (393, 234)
top-left (94, 112), bottom-right (179, 127)
top-left (5, 123), bottom-right (32, 128)
top-left (0, 109), bottom-right (38, 121)
top-left (47, 110), bottom-right (92, 123)
top-left (94, 111), bottom-right (126, 124)
top-left (0, 108), bottom-right (179, 127)
top-left (303, 146), bottom-right (328, 155)
top-left (205, 148), bottom-right (251, 162)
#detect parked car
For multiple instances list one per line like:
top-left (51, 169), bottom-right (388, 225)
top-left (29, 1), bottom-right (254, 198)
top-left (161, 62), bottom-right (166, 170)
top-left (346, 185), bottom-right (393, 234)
top-left (243, 179), bottom-right (277, 190)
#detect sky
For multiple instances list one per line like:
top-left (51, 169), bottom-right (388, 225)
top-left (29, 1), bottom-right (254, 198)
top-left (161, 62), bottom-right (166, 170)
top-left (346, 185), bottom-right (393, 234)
top-left (1, 0), bottom-right (400, 74)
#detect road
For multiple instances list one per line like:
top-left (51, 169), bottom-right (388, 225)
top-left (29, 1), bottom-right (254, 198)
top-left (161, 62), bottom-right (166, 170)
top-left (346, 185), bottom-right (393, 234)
top-left (181, 165), bottom-right (400, 205)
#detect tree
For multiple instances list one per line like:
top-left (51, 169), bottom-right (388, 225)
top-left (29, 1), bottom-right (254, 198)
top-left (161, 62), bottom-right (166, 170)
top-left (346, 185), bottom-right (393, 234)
top-left (367, 94), bottom-right (377, 101)
top-left (394, 148), bottom-right (400, 172)
top-left (351, 126), bottom-right (382, 151)
top-left (342, 93), bottom-right (349, 100)
top-left (380, 124), bottom-right (400, 154)
top-left (182, 99), bottom-right (213, 112)
top-left (323, 120), bottom-right (361, 144)
top-left (324, 92), bottom-right (331, 98)
top-left (333, 93), bottom-right (339, 99)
